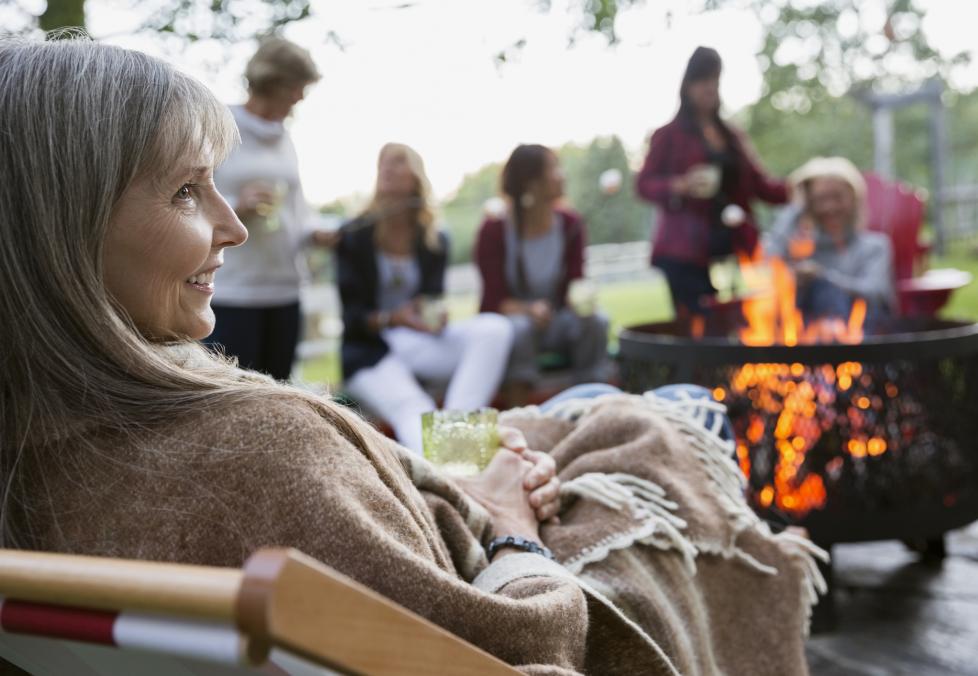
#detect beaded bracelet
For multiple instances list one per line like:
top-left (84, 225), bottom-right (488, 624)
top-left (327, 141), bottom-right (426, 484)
top-left (487, 535), bottom-right (556, 561)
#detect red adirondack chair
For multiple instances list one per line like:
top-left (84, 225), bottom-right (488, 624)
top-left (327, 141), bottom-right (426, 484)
top-left (863, 173), bottom-right (972, 317)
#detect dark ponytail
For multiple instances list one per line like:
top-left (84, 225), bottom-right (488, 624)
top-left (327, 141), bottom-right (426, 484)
top-left (500, 144), bottom-right (552, 296)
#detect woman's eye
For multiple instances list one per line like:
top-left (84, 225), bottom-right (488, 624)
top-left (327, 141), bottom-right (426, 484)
top-left (174, 184), bottom-right (195, 202)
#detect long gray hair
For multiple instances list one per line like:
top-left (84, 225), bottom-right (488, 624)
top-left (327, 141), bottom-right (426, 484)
top-left (0, 36), bottom-right (364, 547)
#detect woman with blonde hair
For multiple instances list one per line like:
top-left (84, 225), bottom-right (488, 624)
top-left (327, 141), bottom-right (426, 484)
top-left (765, 156), bottom-right (896, 322)
top-left (337, 143), bottom-right (514, 452)
top-left (0, 36), bottom-right (825, 676)
top-left (207, 36), bottom-right (335, 381)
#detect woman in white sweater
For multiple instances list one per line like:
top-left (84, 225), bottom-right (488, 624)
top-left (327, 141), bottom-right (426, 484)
top-left (208, 38), bottom-right (335, 380)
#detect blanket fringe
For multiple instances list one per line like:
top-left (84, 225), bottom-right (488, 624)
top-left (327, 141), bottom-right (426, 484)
top-left (541, 391), bottom-right (831, 634)
top-left (560, 472), bottom-right (698, 575)
top-left (776, 529), bottom-right (830, 637)
top-left (637, 390), bottom-right (831, 634)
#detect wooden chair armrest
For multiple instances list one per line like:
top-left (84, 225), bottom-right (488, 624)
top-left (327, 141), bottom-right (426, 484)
top-left (238, 548), bottom-right (519, 676)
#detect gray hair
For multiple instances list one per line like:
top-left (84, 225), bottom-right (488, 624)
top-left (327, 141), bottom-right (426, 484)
top-left (0, 36), bottom-right (362, 548)
top-left (244, 36), bottom-right (320, 96)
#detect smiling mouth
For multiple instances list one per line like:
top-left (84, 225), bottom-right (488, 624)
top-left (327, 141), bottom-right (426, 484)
top-left (185, 269), bottom-right (216, 293)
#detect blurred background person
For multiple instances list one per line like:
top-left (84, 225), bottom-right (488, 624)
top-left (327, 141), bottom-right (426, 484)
top-left (207, 37), bottom-right (337, 380)
top-left (636, 46), bottom-right (789, 319)
top-left (766, 156), bottom-right (896, 323)
top-left (476, 144), bottom-right (609, 404)
top-left (338, 143), bottom-right (513, 453)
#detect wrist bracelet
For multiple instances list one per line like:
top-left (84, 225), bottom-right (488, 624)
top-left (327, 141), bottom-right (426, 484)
top-left (487, 535), bottom-right (555, 561)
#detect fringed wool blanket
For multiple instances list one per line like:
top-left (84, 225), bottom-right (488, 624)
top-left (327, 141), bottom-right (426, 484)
top-left (22, 390), bottom-right (826, 675)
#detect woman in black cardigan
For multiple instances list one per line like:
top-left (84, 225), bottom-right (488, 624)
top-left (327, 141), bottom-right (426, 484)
top-left (336, 144), bottom-right (513, 452)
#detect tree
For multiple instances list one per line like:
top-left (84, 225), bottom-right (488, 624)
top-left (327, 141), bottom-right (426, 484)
top-left (13, 0), bottom-right (319, 43)
top-left (748, 0), bottom-right (968, 108)
top-left (558, 136), bottom-right (651, 245)
top-left (734, 0), bottom-right (973, 210)
top-left (440, 162), bottom-right (503, 265)
top-left (14, 0), bottom-right (643, 44)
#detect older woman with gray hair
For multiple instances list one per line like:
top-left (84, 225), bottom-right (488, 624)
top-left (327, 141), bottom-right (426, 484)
top-left (0, 36), bottom-right (825, 675)
top-left (207, 37), bottom-right (335, 381)
top-left (765, 156), bottom-right (896, 323)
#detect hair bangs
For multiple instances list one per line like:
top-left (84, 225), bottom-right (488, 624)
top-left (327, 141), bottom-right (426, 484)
top-left (143, 70), bottom-right (239, 183)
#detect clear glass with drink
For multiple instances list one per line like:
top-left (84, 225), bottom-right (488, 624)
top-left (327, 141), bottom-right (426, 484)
top-left (568, 278), bottom-right (598, 317)
top-left (686, 163), bottom-right (721, 199)
top-left (417, 295), bottom-right (447, 332)
top-left (422, 408), bottom-right (499, 477)
top-left (253, 180), bottom-right (288, 232)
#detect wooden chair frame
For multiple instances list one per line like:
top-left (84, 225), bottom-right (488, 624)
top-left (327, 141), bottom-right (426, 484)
top-left (0, 548), bottom-right (518, 675)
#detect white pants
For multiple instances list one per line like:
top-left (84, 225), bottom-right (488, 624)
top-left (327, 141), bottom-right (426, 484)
top-left (345, 313), bottom-right (514, 454)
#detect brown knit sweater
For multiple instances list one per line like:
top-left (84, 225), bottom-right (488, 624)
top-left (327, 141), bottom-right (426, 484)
top-left (19, 391), bottom-right (821, 674)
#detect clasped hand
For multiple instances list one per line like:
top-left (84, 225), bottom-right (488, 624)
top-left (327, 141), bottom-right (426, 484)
top-left (454, 427), bottom-right (561, 543)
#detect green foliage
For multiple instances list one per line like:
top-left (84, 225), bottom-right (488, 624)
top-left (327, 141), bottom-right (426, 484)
top-left (946, 91), bottom-right (978, 182)
top-left (745, 0), bottom-right (969, 108)
top-left (17, 0), bottom-right (324, 45)
top-left (439, 162), bottom-right (503, 265)
top-left (146, 0), bottom-right (314, 44)
top-left (534, 0), bottom-right (645, 43)
top-left (743, 85), bottom-right (978, 203)
top-left (735, 0), bottom-right (977, 201)
top-left (39, 0), bottom-right (85, 32)
top-left (558, 136), bottom-right (652, 246)
top-left (741, 91), bottom-right (873, 179)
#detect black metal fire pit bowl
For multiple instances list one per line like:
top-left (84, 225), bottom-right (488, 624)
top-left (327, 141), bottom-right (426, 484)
top-left (618, 318), bottom-right (978, 548)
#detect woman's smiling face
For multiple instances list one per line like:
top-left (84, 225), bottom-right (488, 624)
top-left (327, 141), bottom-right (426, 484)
top-left (102, 152), bottom-right (247, 341)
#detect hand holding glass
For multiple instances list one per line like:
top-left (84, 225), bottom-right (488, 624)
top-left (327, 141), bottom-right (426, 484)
top-left (252, 180), bottom-right (288, 232)
top-left (686, 164), bottom-right (721, 199)
top-left (568, 279), bottom-right (598, 317)
top-left (417, 295), bottom-right (447, 333)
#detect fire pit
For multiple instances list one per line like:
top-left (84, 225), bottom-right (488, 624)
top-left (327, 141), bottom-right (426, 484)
top-left (618, 317), bottom-right (978, 547)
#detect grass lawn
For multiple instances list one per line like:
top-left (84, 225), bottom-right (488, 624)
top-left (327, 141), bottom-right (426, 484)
top-left (298, 246), bottom-right (978, 387)
top-left (932, 248), bottom-right (978, 321)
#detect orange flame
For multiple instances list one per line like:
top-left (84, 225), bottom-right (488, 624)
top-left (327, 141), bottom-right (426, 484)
top-left (788, 236), bottom-right (815, 259)
top-left (729, 256), bottom-right (877, 517)
top-left (738, 257), bottom-right (868, 346)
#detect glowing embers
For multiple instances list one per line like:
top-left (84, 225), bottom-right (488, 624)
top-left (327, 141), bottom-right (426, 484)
top-left (729, 361), bottom-right (902, 517)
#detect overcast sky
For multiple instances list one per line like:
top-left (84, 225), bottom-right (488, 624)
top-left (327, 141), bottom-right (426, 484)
top-left (77, 0), bottom-right (978, 204)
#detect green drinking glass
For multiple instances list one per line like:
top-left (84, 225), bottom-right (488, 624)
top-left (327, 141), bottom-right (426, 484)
top-left (421, 408), bottom-right (499, 477)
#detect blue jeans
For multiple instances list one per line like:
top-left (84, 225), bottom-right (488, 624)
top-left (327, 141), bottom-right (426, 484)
top-left (796, 277), bottom-right (852, 322)
top-left (540, 382), bottom-right (735, 444)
